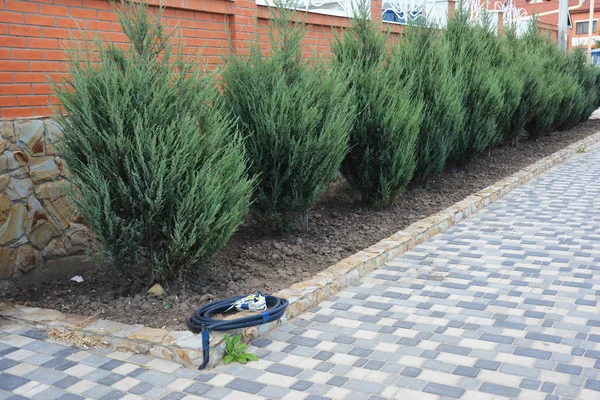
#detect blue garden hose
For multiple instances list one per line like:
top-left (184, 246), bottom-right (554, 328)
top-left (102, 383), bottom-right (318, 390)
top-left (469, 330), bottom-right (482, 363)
top-left (187, 294), bottom-right (289, 369)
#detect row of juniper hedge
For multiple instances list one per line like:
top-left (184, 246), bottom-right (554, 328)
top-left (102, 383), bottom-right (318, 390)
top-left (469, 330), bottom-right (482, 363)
top-left (53, 0), bottom-right (600, 283)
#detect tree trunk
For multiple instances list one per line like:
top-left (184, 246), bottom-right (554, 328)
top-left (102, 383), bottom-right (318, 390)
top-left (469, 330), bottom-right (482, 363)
top-left (301, 209), bottom-right (309, 233)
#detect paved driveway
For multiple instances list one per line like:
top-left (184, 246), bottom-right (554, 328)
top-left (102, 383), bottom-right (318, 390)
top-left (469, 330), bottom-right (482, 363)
top-left (2, 143), bottom-right (600, 399)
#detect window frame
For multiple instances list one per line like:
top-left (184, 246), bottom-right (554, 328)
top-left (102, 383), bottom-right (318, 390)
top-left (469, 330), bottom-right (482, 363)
top-left (576, 20), bottom-right (597, 35)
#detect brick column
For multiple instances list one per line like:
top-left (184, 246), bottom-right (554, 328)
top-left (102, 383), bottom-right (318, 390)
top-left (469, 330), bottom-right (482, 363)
top-left (448, 0), bottom-right (456, 20)
top-left (497, 11), bottom-right (504, 34)
top-left (371, 0), bottom-right (383, 23)
top-left (230, 0), bottom-right (258, 55)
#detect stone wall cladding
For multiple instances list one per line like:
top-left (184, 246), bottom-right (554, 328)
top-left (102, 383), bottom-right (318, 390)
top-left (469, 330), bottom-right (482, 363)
top-left (2, 131), bottom-right (599, 369)
top-left (0, 117), bottom-right (94, 282)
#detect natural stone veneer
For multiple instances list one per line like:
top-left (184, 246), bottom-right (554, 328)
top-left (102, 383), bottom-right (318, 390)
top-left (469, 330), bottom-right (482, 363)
top-left (0, 117), bottom-right (95, 283)
top-left (2, 130), bottom-right (599, 369)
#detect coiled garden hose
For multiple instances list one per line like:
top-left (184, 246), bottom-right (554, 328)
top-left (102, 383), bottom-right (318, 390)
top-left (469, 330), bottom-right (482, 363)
top-left (187, 294), bottom-right (289, 370)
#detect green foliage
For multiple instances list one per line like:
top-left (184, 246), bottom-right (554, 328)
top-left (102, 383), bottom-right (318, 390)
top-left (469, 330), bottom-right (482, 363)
top-left (397, 23), bottom-right (464, 180)
top-left (223, 334), bottom-right (258, 365)
top-left (221, 2), bottom-right (354, 228)
top-left (501, 26), bottom-right (546, 143)
top-left (331, 0), bottom-right (422, 206)
top-left (520, 22), bottom-right (599, 138)
top-left (564, 48), bottom-right (600, 124)
top-left (52, 1), bottom-right (253, 282)
top-left (443, 8), bottom-right (511, 164)
top-left (492, 33), bottom-right (525, 143)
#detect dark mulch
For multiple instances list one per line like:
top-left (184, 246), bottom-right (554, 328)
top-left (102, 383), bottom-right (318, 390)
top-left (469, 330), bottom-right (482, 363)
top-left (3, 120), bottom-right (600, 330)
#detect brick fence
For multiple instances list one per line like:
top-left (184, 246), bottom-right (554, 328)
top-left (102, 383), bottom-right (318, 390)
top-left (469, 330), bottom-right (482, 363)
top-left (0, 1), bottom-right (560, 120)
top-left (0, 0), bottom-right (414, 119)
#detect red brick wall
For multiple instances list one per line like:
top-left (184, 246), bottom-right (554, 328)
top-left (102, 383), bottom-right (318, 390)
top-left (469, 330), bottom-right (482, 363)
top-left (0, 0), bottom-right (407, 119)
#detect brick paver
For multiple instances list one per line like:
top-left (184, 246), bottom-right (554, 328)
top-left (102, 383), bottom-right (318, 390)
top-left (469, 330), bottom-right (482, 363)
top-left (2, 143), bottom-right (600, 399)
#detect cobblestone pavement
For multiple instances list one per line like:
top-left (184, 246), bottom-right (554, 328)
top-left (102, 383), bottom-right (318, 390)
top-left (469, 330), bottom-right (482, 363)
top-left (2, 143), bottom-right (600, 400)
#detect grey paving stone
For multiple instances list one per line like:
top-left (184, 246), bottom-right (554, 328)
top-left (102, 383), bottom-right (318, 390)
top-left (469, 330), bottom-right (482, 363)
top-left (97, 373), bottom-right (124, 386)
top-left (193, 372), bottom-right (216, 382)
top-left (97, 391), bottom-right (125, 400)
top-left (258, 385), bottom-right (290, 399)
top-left (305, 383), bottom-right (331, 396)
top-left (0, 359), bottom-right (18, 371)
top-left (35, 343), bottom-right (69, 356)
top-left (584, 378), bottom-right (600, 391)
top-left (364, 360), bottom-right (385, 370)
top-left (436, 344), bottom-right (471, 356)
top-left (420, 350), bottom-right (439, 359)
top-left (556, 363), bottom-right (583, 375)
top-left (126, 368), bottom-right (146, 378)
top-left (457, 377), bottom-right (480, 390)
top-left (526, 332), bottom-right (563, 344)
top-left (457, 301), bottom-right (487, 311)
top-left (422, 382), bottom-right (465, 399)
top-left (400, 367), bottom-right (422, 377)
top-left (55, 395), bottom-right (84, 400)
top-left (80, 355), bottom-right (113, 368)
top-left (234, 366), bottom-right (264, 380)
top-left (327, 376), bottom-right (349, 387)
top-left (183, 382), bottom-right (213, 397)
top-left (585, 350), bottom-right (600, 360)
top-left (138, 386), bottom-right (169, 400)
top-left (520, 378), bottom-right (541, 390)
top-left (314, 362), bottom-right (334, 372)
top-left (333, 335), bottom-right (356, 344)
top-left (286, 336), bottom-right (320, 347)
top-left (344, 380), bottom-right (385, 395)
top-left (480, 333), bottom-right (515, 344)
top-left (265, 363), bottom-right (301, 377)
top-left (555, 384), bottom-right (579, 398)
top-left (494, 320), bottom-right (527, 330)
top-left (500, 363), bottom-right (539, 379)
top-left (541, 382), bottom-right (556, 393)
top-left (290, 380), bottom-right (313, 391)
top-left (453, 366), bottom-right (480, 378)
top-left (23, 354), bottom-right (55, 366)
top-left (82, 384), bottom-right (112, 399)
top-left (225, 378), bottom-right (266, 394)
top-left (130, 382), bottom-right (154, 395)
top-left (99, 360), bottom-right (124, 371)
top-left (47, 359), bottom-right (77, 372)
top-left (32, 386), bottom-right (66, 400)
top-left (160, 393), bottom-right (185, 400)
top-left (24, 368), bottom-right (67, 385)
top-left (53, 376), bottom-right (81, 389)
top-left (313, 350), bottom-right (334, 361)
top-left (0, 373), bottom-right (30, 391)
top-left (514, 347), bottom-right (552, 360)
top-left (479, 382), bottom-right (521, 397)
top-left (136, 370), bottom-right (177, 386)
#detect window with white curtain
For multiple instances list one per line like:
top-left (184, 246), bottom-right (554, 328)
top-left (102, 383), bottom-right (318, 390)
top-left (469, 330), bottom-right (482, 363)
top-left (255, 0), bottom-right (361, 18)
top-left (382, 0), bottom-right (448, 27)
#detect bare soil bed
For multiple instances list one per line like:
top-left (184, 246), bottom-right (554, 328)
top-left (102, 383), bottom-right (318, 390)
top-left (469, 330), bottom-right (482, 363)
top-left (3, 120), bottom-right (600, 330)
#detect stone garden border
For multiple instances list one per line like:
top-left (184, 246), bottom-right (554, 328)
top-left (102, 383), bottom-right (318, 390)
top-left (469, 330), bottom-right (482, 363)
top-left (2, 131), bottom-right (600, 369)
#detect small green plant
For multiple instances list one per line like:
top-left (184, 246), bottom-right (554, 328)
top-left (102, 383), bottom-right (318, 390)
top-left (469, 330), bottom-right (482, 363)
top-left (223, 334), bottom-right (258, 364)
top-left (577, 145), bottom-right (587, 153)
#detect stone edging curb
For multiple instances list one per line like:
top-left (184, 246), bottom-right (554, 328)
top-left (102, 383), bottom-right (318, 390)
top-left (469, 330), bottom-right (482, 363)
top-left (2, 131), bottom-right (600, 369)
